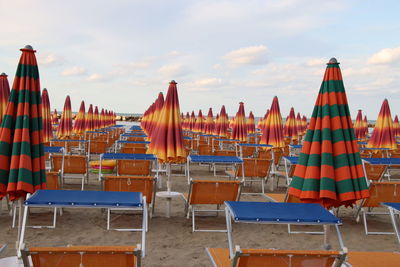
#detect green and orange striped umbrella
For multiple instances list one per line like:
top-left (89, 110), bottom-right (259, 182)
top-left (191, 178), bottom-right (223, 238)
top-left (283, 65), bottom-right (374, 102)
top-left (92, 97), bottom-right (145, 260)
top-left (288, 58), bottom-right (369, 208)
top-left (56, 95), bottom-right (73, 139)
top-left (85, 104), bottom-right (95, 131)
top-left (147, 80), bottom-right (185, 163)
top-left (73, 101), bottom-right (86, 134)
top-left (283, 107), bottom-right (299, 140)
top-left (247, 111), bottom-right (256, 134)
top-left (232, 102), bottom-right (248, 142)
top-left (367, 99), bottom-right (397, 150)
top-left (0, 45), bottom-right (46, 200)
top-left (353, 110), bottom-right (365, 140)
top-left (0, 73), bottom-right (10, 125)
top-left (260, 96), bottom-right (284, 148)
top-left (41, 89), bottom-right (53, 143)
top-left (51, 109), bottom-right (59, 125)
top-left (203, 108), bottom-right (215, 134)
top-left (194, 110), bottom-right (204, 133)
top-left (393, 115), bottom-right (400, 137)
top-left (214, 105), bottom-right (229, 137)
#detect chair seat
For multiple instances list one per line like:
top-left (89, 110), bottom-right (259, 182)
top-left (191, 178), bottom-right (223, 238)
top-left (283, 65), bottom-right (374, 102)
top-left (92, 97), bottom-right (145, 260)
top-left (348, 251), bottom-right (400, 267)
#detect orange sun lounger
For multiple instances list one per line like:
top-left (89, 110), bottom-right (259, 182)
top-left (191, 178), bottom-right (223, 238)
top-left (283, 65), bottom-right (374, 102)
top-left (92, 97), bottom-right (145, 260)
top-left (346, 251), bottom-right (400, 267)
top-left (21, 245), bottom-right (142, 267)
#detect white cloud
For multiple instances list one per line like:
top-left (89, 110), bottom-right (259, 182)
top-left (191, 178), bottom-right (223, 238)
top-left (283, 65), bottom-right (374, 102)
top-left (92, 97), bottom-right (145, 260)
top-left (305, 58), bottom-right (326, 66)
top-left (86, 73), bottom-right (109, 82)
top-left (224, 45), bottom-right (268, 67)
top-left (38, 54), bottom-right (63, 66)
top-left (62, 66), bottom-right (87, 76)
top-left (158, 63), bottom-right (191, 77)
top-left (368, 47), bottom-right (400, 64)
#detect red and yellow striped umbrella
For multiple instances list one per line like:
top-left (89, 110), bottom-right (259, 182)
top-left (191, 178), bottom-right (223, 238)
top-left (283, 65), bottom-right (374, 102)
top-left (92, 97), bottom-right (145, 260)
top-left (183, 112), bottom-right (190, 131)
top-left (51, 109), bottom-right (59, 125)
top-left (213, 114), bottom-right (220, 135)
top-left (73, 101), bottom-right (86, 134)
top-left (393, 115), bottom-right (400, 137)
top-left (232, 102), bottom-right (248, 142)
top-left (0, 45), bottom-right (46, 200)
top-left (147, 80), bottom-right (185, 163)
top-left (259, 109), bottom-right (270, 131)
top-left (288, 58), bottom-right (369, 208)
top-left (296, 112), bottom-right (303, 135)
top-left (56, 95), bottom-right (73, 139)
top-left (94, 106), bottom-right (100, 129)
top-left (367, 99), bottom-right (397, 150)
top-left (141, 104), bottom-right (153, 134)
top-left (194, 110), bottom-right (204, 133)
top-left (260, 96), bottom-right (284, 148)
top-left (353, 110), bottom-right (365, 140)
top-left (247, 111), bottom-right (255, 134)
top-left (99, 108), bottom-right (106, 129)
top-left (41, 89), bottom-right (53, 143)
top-left (302, 115), bottom-right (308, 133)
top-left (363, 115), bottom-right (368, 137)
top-left (284, 107), bottom-right (299, 140)
top-left (149, 93), bottom-right (164, 139)
top-left (0, 73), bottom-right (10, 125)
top-left (189, 111), bottom-right (196, 131)
top-left (214, 105), bottom-right (229, 137)
top-left (85, 104), bottom-right (95, 131)
top-left (203, 108), bottom-right (215, 134)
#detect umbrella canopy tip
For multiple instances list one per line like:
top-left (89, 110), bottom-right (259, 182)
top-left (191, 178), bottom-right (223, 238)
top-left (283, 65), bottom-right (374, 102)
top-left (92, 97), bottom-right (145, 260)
top-left (170, 80), bottom-right (177, 84)
top-left (0, 72), bottom-right (6, 76)
top-left (24, 45), bottom-right (33, 50)
top-left (328, 57), bottom-right (338, 64)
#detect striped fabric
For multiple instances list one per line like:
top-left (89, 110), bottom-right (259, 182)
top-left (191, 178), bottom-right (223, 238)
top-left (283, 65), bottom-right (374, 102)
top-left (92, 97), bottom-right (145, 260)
top-left (367, 99), bottom-right (397, 150)
top-left (85, 104), bottom-right (95, 131)
top-left (56, 95), bottom-right (72, 139)
top-left (189, 111), bottom-right (196, 131)
top-left (353, 110), bottom-right (365, 140)
top-left (147, 80), bottom-right (185, 163)
top-left (288, 58), bottom-right (369, 208)
top-left (393, 115), bottom-right (400, 137)
top-left (148, 93), bottom-right (164, 140)
top-left (41, 89), bottom-right (53, 143)
top-left (73, 101), bottom-right (86, 134)
top-left (51, 109), bottom-right (58, 125)
top-left (302, 115), bottom-right (308, 133)
top-left (203, 108), bottom-right (215, 135)
top-left (231, 102), bottom-right (248, 142)
top-left (0, 46), bottom-right (46, 200)
top-left (363, 115), bottom-right (368, 136)
top-left (193, 110), bottom-right (204, 133)
top-left (182, 112), bottom-right (190, 131)
top-left (247, 111), bottom-right (256, 134)
top-left (0, 73), bottom-right (10, 125)
top-left (94, 106), bottom-right (100, 129)
top-left (258, 109), bottom-right (269, 131)
top-left (284, 107), bottom-right (299, 140)
top-left (260, 96), bottom-right (284, 148)
top-left (214, 105), bottom-right (229, 137)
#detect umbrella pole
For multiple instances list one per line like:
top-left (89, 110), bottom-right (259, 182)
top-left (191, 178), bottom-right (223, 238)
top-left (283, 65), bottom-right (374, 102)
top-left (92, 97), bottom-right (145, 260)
top-left (323, 225), bottom-right (332, 250)
top-left (16, 198), bottom-right (22, 250)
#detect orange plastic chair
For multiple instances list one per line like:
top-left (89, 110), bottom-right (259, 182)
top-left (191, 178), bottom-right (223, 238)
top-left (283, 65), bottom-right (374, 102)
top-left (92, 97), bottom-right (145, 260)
top-left (52, 155), bottom-right (88, 190)
top-left (185, 180), bottom-right (241, 232)
top-left (21, 245), bottom-right (141, 267)
top-left (236, 158), bottom-right (272, 194)
top-left (347, 251), bottom-right (400, 267)
top-left (357, 181), bottom-right (400, 235)
top-left (117, 160), bottom-right (151, 176)
top-left (363, 162), bottom-right (387, 181)
top-left (121, 147), bottom-right (147, 154)
top-left (214, 150), bottom-right (236, 156)
top-left (198, 144), bottom-right (213, 155)
top-left (45, 171), bottom-right (60, 190)
top-left (89, 140), bottom-right (108, 154)
top-left (206, 247), bottom-right (346, 267)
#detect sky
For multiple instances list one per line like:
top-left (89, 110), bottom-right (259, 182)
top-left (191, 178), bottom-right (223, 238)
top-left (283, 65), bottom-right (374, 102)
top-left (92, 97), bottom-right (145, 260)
top-left (0, 0), bottom-right (399, 119)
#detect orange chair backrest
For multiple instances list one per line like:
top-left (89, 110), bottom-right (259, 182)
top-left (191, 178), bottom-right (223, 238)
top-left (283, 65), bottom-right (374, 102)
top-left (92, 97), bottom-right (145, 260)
top-left (123, 143), bottom-right (146, 148)
top-left (127, 137), bottom-right (146, 142)
top-left (90, 141), bottom-right (108, 154)
top-left (235, 249), bottom-right (342, 267)
top-left (189, 180), bottom-right (241, 205)
top-left (214, 150), bottom-right (236, 156)
top-left (121, 147), bottom-right (147, 154)
top-left (363, 182), bottom-right (400, 207)
top-left (45, 171), bottom-right (59, 190)
top-left (241, 146), bottom-right (255, 158)
top-left (364, 163), bottom-right (386, 181)
top-left (28, 246), bottom-right (138, 267)
top-left (257, 149), bottom-right (272, 160)
top-left (118, 160), bottom-right (151, 176)
top-left (104, 176), bottom-right (154, 204)
top-left (237, 158), bottom-right (271, 178)
top-left (198, 144), bottom-right (213, 155)
top-left (52, 155), bottom-right (87, 174)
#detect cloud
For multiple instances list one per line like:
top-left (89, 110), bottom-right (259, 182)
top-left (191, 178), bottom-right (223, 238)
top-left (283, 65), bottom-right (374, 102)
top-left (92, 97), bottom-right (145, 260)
top-left (38, 54), bottom-right (63, 66)
top-left (305, 58), bottom-right (326, 66)
top-left (158, 63), bottom-right (191, 78)
top-left (86, 73), bottom-right (109, 82)
top-left (62, 66), bottom-right (87, 76)
top-left (368, 47), bottom-right (400, 64)
top-left (224, 45), bottom-right (268, 67)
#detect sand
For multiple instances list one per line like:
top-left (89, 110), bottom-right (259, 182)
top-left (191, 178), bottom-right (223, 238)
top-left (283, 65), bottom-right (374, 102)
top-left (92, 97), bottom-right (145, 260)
top-left (0, 163), bottom-right (398, 266)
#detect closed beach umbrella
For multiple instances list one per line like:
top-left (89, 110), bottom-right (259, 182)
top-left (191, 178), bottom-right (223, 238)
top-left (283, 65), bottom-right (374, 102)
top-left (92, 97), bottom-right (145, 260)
top-left (296, 112), bottom-right (303, 135)
top-left (284, 107), bottom-right (298, 141)
top-left (393, 115), bottom-right (400, 137)
top-left (302, 115), bottom-right (307, 133)
top-left (232, 102), bottom-right (248, 142)
top-left (247, 111), bottom-right (255, 134)
top-left (99, 108), bottom-right (106, 129)
top-left (94, 106), bottom-right (100, 129)
top-left (189, 111), bottom-right (196, 131)
top-left (0, 73), bottom-right (10, 124)
top-left (183, 112), bottom-right (190, 131)
top-left (367, 99), bottom-right (397, 150)
top-left (41, 89), bottom-right (53, 143)
top-left (215, 105), bottom-right (229, 137)
top-left (149, 93), bottom-right (164, 140)
top-left (51, 109), bottom-right (58, 125)
top-left (194, 110), bottom-right (204, 133)
top-left (0, 45), bottom-right (46, 200)
top-left (288, 58), bottom-right (369, 208)
top-left (147, 80), bottom-right (185, 192)
top-left (85, 104), bottom-right (95, 131)
top-left (73, 101), bottom-right (86, 134)
top-left (56, 95), bottom-right (73, 139)
top-left (259, 109), bottom-right (270, 131)
top-left (260, 96), bottom-right (284, 148)
top-left (203, 108), bottom-right (214, 135)
top-left (363, 115), bottom-right (368, 137)
top-left (353, 110), bottom-right (365, 140)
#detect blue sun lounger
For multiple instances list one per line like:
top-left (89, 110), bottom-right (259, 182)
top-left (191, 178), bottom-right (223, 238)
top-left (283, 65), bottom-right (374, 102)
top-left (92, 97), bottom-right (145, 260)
top-left (18, 189), bottom-right (148, 257)
top-left (224, 201), bottom-right (344, 258)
